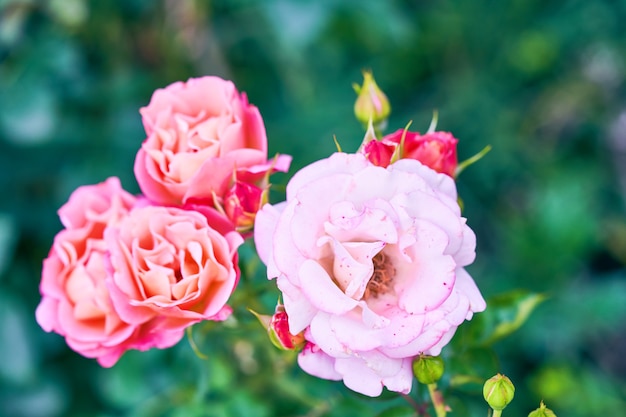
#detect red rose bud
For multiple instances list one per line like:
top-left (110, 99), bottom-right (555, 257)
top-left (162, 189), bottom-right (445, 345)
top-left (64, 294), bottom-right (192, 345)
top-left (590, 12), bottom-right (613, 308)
top-left (483, 374), bottom-right (515, 411)
top-left (223, 180), bottom-right (268, 233)
top-left (353, 70), bottom-right (391, 126)
top-left (383, 130), bottom-right (458, 177)
top-left (269, 306), bottom-right (306, 351)
top-left (528, 401), bottom-right (557, 417)
top-left (248, 305), bottom-right (304, 351)
top-left (362, 139), bottom-right (396, 167)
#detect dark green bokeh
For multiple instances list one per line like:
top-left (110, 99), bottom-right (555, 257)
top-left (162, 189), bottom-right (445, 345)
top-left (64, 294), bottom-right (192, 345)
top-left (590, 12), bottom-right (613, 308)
top-left (1, 1), bottom-right (625, 416)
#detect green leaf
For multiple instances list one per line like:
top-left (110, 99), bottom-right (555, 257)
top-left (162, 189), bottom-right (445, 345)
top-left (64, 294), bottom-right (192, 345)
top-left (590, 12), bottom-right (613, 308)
top-left (482, 290), bottom-right (547, 346)
top-left (453, 290), bottom-right (547, 348)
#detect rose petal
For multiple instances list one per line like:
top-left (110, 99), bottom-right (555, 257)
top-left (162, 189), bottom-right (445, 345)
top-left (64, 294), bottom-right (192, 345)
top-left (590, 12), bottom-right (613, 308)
top-left (286, 152), bottom-right (370, 199)
top-left (395, 220), bottom-right (456, 314)
top-left (299, 260), bottom-right (358, 314)
top-left (317, 236), bottom-right (383, 299)
top-left (297, 343), bottom-right (342, 381)
top-left (455, 268), bottom-right (487, 315)
top-left (277, 275), bottom-right (317, 334)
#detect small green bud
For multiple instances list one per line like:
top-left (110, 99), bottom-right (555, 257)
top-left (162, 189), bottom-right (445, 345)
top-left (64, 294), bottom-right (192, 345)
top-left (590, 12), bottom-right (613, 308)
top-left (483, 374), bottom-right (515, 411)
top-left (528, 401), bottom-right (557, 417)
top-left (412, 355), bottom-right (445, 385)
top-left (353, 70), bottom-right (391, 126)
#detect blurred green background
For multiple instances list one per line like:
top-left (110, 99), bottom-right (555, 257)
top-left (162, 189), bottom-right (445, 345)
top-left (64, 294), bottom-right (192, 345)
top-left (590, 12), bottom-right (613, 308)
top-left (2, 1), bottom-right (626, 416)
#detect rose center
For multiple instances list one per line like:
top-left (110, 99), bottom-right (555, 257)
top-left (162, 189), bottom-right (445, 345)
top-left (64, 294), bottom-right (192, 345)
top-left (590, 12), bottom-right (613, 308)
top-left (174, 268), bottom-right (183, 282)
top-left (364, 251), bottom-right (395, 299)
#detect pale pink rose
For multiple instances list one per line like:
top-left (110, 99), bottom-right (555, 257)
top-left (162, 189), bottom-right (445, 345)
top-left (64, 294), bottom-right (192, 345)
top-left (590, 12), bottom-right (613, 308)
top-left (35, 177), bottom-right (140, 367)
top-left (104, 205), bottom-right (243, 337)
top-left (254, 153), bottom-right (485, 396)
top-left (134, 76), bottom-right (291, 213)
top-left (362, 130), bottom-right (458, 177)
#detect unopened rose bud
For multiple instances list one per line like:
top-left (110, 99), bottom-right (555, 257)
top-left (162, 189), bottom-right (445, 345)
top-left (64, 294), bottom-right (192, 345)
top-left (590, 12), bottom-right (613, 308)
top-left (268, 305), bottom-right (306, 351)
top-left (483, 374), bottom-right (515, 411)
top-left (382, 129), bottom-right (458, 176)
top-left (249, 305), bottom-right (305, 351)
top-left (528, 401), bottom-right (557, 417)
top-left (223, 180), bottom-right (268, 233)
top-left (361, 139), bottom-right (396, 167)
top-left (353, 70), bottom-right (391, 127)
top-left (412, 355), bottom-right (445, 385)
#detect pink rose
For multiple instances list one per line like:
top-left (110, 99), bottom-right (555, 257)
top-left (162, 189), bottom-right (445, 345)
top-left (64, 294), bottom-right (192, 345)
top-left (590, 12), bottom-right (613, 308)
top-left (254, 153), bottom-right (485, 396)
top-left (105, 205), bottom-right (243, 338)
top-left (362, 130), bottom-right (458, 177)
top-left (134, 76), bottom-right (291, 215)
top-left (35, 177), bottom-right (139, 367)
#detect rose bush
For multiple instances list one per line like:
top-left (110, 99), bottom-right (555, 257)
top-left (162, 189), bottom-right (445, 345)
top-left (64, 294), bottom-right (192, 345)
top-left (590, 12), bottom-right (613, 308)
top-left (362, 129), bottom-right (458, 177)
top-left (35, 177), bottom-right (139, 367)
top-left (134, 76), bottom-right (291, 229)
top-left (104, 205), bottom-right (243, 340)
top-left (254, 152), bottom-right (485, 396)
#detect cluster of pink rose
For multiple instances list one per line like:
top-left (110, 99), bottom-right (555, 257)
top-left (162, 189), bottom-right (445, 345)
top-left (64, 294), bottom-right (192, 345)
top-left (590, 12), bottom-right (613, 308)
top-left (36, 74), bottom-right (485, 397)
top-left (36, 76), bottom-right (290, 367)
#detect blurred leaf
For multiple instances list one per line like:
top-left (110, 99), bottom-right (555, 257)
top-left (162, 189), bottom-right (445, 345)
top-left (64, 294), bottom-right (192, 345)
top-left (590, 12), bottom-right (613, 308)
top-left (99, 350), bottom-right (171, 409)
top-left (444, 393), bottom-right (485, 417)
top-left (0, 82), bottom-right (57, 145)
top-left (0, 213), bottom-right (17, 276)
top-left (455, 290), bottom-right (546, 348)
top-left (225, 390), bottom-right (270, 417)
top-left (530, 364), bottom-right (626, 415)
top-left (447, 348), bottom-right (498, 393)
top-left (482, 291), bottom-right (547, 345)
top-left (204, 351), bottom-right (236, 392)
top-left (507, 30), bottom-right (559, 76)
top-left (518, 276), bottom-right (626, 359)
top-left (375, 405), bottom-right (417, 417)
top-left (0, 293), bottom-right (36, 384)
top-left (0, 380), bottom-right (68, 417)
top-left (48, 0), bottom-right (88, 28)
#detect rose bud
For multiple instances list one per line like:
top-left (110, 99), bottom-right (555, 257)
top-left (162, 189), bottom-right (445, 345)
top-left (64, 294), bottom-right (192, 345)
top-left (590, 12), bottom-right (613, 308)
top-left (353, 70), bottom-right (391, 127)
top-left (483, 374), bottom-right (515, 411)
top-left (528, 401), bottom-right (557, 417)
top-left (250, 304), bottom-right (305, 351)
top-left (223, 180), bottom-right (268, 234)
top-left (268, 305), bottom-right (306, 351)
top-left (361, 138), bottom-right (396, 168)
top-left (412, 355), bottom-right (445, 385)
top-left (383, 130), bottom-right (458, 177)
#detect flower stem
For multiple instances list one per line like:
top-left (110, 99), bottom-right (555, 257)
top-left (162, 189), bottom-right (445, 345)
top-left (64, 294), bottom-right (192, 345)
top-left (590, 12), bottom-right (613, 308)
top-left (491, 410), bottom-right (502, 417)
top-left (400, 393), bottom-right (420, 411)
top-left (427, 383), bottom-right (447, 417)
top-left (401, 393), bottom-right (432, 417)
